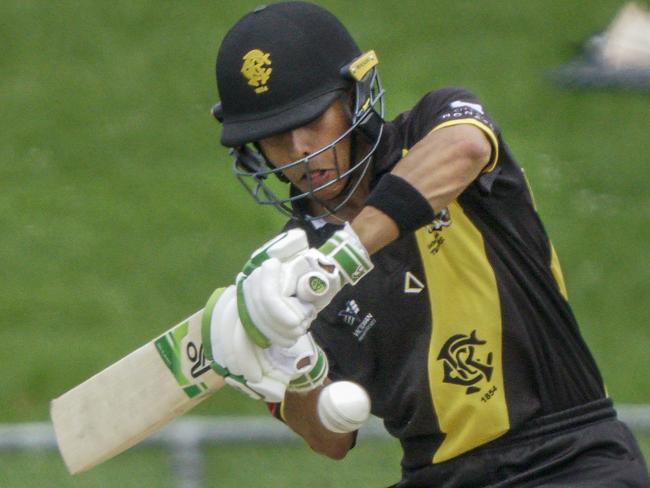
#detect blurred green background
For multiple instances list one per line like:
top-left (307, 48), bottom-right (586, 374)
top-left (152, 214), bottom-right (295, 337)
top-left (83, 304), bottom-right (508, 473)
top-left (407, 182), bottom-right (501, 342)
top-left (1, 0), bottom-right (649, 486)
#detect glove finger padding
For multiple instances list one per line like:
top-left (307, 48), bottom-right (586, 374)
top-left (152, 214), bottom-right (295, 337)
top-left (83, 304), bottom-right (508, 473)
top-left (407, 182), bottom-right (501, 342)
top-left (239, 258), bottom-right (316, 348)
top-left (287, 333), bottom-right (329, 393)
top-left (207, 286), bottom-right (240, 376)
top-left (205, 286), bottom-right (274, 399)
top-left (258, 259), bottom-right (315, 330)
top-left (240, 229), bottom-right (310, 277)
top-left (230, 316), bottom-right (263, 382)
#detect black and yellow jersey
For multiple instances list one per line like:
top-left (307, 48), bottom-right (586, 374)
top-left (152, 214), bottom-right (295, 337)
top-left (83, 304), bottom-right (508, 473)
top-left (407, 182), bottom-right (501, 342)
top-left (287, 88), bottom-right (608, 472)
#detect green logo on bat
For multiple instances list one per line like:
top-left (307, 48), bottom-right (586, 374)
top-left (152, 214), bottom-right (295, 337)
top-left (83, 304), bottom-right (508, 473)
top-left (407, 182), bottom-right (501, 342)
top-left (155, 321), bottom-right (211, 399)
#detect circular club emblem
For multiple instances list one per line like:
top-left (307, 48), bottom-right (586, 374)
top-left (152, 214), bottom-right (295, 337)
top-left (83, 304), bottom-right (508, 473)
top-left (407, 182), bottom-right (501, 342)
top-left (437, 330), bottom-right (493, 395)
top-left (241, 49), bottom-right (272, 94)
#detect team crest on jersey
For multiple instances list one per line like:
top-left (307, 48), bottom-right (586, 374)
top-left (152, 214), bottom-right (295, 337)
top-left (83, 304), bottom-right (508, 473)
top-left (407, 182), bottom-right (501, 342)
top-left (241, 49), bottom-right (272, 94)
top-left (437, 330), bottom-right (493, 395)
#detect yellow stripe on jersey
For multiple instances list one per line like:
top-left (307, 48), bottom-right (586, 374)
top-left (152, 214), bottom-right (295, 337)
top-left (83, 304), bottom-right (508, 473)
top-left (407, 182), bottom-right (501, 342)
top-left (415, 201), bottom-right (509, 463)
top-left (432, 119), bottom-right (500, 173)
top-left (550, 243), bottom-right (568, 300)
top-left (520, 169), bottom-right (568, 300)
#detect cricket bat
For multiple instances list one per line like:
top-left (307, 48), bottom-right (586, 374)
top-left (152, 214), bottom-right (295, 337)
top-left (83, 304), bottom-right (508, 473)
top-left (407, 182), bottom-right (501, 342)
top-left (50, 271), bottom-right (329, 474)
top-left (50, 309), bottom-right (225, 474)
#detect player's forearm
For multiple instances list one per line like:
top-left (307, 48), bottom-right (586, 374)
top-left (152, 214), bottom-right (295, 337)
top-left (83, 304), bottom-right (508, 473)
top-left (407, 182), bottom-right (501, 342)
top-left (282, 382), bottom-right (355, 460)
top-left (352, 124), bottom-right (491, 256)
top-left (351, 206), bottom-right (399, 255)
top-left (392, 124), bottom-right (491, 211)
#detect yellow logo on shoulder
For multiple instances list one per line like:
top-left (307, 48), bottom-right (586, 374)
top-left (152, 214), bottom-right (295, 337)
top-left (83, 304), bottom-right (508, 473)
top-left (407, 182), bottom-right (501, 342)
top-left (241, 49), bottom-right (272, 94)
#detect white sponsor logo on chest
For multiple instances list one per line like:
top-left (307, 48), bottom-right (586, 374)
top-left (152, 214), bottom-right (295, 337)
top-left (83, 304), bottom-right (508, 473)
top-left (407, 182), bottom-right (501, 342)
top-left (338, 299), bottom-right (377, 342)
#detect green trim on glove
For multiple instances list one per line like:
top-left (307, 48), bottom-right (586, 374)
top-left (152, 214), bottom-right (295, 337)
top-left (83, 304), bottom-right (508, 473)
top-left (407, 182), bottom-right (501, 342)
top-left (201, 287), bottom-right (231, 377)
top-left (223, 370), bottom-right (254, 389)
top-left (240, 250), bottom-right (271, 277)
top-left (202, 287), bottom-right (225, 364)
top-left (201, 286), bottom-right (252, 381)
top-left (288, 347), bottom-right (329, 393)
top-left (240, 232), bottom-right (296, 277)
top-left (236, 279), bottom-right (272, 349)
top-left (319, 232), bottom-right (373, 285)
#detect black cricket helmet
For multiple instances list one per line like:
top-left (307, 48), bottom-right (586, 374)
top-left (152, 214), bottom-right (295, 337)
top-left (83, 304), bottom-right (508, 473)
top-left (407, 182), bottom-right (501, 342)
top-left (212, 1), bottom-right (384, 220)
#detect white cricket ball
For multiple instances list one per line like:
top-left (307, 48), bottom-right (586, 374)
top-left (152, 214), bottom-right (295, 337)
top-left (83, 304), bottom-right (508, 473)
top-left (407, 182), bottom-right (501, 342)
top-left (317, 381), bottom-right (371, 433)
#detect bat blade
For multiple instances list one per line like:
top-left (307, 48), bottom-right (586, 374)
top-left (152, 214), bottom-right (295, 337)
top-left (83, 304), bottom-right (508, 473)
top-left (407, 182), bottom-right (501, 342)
top-left (50, 310), bottom-right (225, 474)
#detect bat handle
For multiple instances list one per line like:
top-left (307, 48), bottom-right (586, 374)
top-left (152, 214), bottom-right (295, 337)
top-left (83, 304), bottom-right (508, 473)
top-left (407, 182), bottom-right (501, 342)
top-left (296, 272), bottom-right (330, 302)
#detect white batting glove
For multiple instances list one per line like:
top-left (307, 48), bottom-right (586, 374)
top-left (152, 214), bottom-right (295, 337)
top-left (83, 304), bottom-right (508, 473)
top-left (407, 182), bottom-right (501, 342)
top-left (236, 229), bottom-right (336, 348)
top-left (202, 286), bottom-right (328, 403)
top-left (238, 224), bottom-right (374, 349)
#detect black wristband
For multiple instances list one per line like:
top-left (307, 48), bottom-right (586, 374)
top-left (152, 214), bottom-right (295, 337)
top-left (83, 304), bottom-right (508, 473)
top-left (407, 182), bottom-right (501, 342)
top-left (366, 173), bottom-right (435, 236)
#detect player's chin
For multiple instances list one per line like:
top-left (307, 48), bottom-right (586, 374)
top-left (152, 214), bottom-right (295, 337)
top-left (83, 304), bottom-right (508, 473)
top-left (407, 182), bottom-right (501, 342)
top-left (310, 178), bottom-right (347, 201)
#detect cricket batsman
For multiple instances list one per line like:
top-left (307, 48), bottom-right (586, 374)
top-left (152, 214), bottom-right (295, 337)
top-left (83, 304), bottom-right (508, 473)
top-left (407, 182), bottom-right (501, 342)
top-left (203, 2), bottom-right (650, 486)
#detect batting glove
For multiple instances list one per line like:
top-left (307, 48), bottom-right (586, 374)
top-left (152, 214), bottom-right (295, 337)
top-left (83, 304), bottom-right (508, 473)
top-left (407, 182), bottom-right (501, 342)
top-left (202, 285), bottom-right (328, 402)
top-left (237, 225), bottom-right (374, 349)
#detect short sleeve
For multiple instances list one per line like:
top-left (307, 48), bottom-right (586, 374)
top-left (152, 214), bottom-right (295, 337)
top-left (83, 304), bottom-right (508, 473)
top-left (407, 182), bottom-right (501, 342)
top-left (403, 88), bottom-right (500, 173)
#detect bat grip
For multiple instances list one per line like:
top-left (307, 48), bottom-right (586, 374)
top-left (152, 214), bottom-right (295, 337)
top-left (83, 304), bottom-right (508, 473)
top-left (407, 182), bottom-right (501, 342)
top-left (296, 272), bottom-right (330, 302)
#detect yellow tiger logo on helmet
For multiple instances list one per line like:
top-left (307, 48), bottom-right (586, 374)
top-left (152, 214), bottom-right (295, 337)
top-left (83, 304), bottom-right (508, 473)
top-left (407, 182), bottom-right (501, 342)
top-left (241, 49), bottom-right (272, 94)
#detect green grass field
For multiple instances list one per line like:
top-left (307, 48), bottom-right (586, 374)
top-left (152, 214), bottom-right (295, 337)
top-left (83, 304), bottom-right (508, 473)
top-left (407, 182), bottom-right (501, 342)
top-left (2, 1), bottom-right (649, 487)
top-left (2, 436), bottom-right (649, 487)
top-left (3, 439), bottom-right (404, 488)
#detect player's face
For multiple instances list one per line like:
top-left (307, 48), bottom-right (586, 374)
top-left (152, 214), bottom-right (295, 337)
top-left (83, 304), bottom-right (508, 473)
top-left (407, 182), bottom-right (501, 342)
top-left (258, 99), bottom-right (353, 203)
